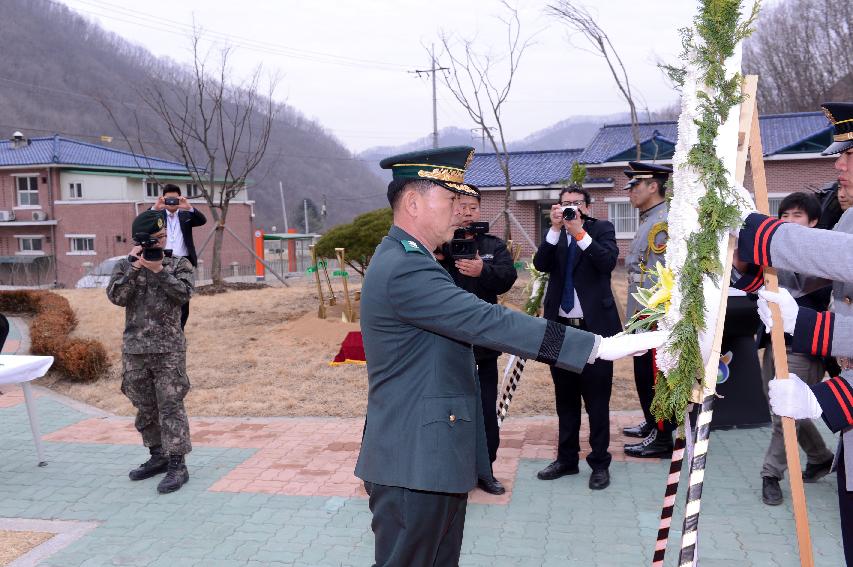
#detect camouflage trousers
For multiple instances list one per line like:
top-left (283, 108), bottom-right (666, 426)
top-left (121, 352), bottom-right (192, 456)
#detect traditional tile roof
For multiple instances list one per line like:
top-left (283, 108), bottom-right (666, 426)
top-left (577, 111), bottom-right (832, 164)
top-left (466, 149), bottom-right (584, 188)
top-left (0, 135), bottom-right (188, 172)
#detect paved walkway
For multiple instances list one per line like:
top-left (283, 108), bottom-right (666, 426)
top-left (0, 322), bottom-right (845, 566)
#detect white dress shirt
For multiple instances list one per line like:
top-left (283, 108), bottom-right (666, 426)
top-left (165, 209), bottom-right (191, 258)
top-left (546, 227), bottom-right (592, 319)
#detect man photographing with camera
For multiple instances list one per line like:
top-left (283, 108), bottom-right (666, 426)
top-left (438, 188), bottom-right (517, 495)
top-left (533, 185), bottom-right (621, 490)
top-left (107, 210), bottom-right (195, 494)
top-left (152, 184), bottom-right (206, 329)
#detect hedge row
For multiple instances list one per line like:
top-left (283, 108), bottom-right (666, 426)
top-left (0, 291), bottom-right (108, 382)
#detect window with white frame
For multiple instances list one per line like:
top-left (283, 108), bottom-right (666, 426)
top-left (146, 181), bottom-right (160, 198)
top-left (16, 235), bottom-right (44, 254)
top-left (16, 176), bottom-right (39, 206)
top-left (607, 200), bottom-right (639, 237)
top-left (768, 196), bottom-right (785, 218)
top-left (69, 182), bottom-right (83, 199)
top-left (186, 183), bottom-right (201, 198)
top-left (67, 235), bottom-right (96, 255)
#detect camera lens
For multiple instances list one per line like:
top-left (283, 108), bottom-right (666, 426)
top-left (562, 207), bottom-right (576, 221)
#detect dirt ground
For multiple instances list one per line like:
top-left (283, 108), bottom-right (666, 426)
top-left (43, 265), bottom-right (640, 417)
top-left (0, 531), bottom-right (52, 566)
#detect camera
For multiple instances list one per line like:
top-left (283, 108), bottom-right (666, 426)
top-left (562, 206), bottom-right (578, 221)
top-left (129, 232), bottom-right (164, 263)
top-left (164, 197), bottom-right (180, 206)
top-left (449, 221), bottom-right (489, 259)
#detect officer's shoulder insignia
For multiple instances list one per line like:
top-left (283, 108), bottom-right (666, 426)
top-left (648, 221), bottom-right (668, 254)
top-left (400, 239), bottom-right (426, 255)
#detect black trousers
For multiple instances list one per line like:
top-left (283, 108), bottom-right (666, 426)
top-left (633, 350), bottom-right (676, 434)
top-left (367, 482), bottom-right (468, 567)
top-left (838, 447), bottom-right (853, 565)
top-left (476, 357), bottom-right (500, 467)
top-left (550, 318), bottom-right (613, 471)
top-left (180, 301), bottom-right (190, 330)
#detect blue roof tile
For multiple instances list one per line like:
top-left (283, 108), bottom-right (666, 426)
top-left (0, 135), bottom-right (188, 172)
top-left (466, 149), bottom-right (584, 188)
top-left (576, 111), bottom-right (832, 164)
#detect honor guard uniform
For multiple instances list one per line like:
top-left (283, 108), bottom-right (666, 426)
top-left (622, 161), bottom-right (677, 458)
top-left (738, 102), bottom-right (853, 562)
top-left (356, 146), bottom-right (664, 567)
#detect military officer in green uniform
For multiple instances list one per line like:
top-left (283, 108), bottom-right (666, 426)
top-left (620, 161), bottom-right (677, 458)
top-left (355, 146), bottom-right (666, 567)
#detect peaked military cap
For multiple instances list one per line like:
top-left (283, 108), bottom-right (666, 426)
top-left (623, 161), bottom-right (673, 189)
top-left (131, 209), bottom-right (165, 236)
top-left (821, 102), bottom-right (853, 156)
top-left (381, 145), bottom-right (478, 200)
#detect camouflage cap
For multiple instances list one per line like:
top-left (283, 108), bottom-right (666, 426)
top-left (131, 210), bottom-right (165, 236)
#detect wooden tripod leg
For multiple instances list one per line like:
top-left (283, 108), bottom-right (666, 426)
top-left (322, 259), bottom-right (337, 306)
top-left (336, 247), bottom-right (356, 323)
top-left (309, 245), bottom-right (326, 319)
top-left (748, 93), bottom-right (814, 567)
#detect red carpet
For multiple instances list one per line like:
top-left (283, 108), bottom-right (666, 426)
top-left (330, 331), bottom-right (366, 366)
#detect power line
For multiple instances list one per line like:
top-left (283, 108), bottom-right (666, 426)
top-left (64, 0), bottom-right (410, 72)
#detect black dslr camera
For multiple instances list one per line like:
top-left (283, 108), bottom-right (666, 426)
top-left (129, 232), bottom-right (164, 263)
top-left (561, 205), bottom-right (596, 223)
top-left (450, 221), bottom-right (489, 259)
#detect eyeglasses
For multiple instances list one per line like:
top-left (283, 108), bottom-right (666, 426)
top-left (559, 200), bottom-right (585, 207)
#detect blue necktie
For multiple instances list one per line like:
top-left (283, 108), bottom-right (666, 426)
top-left (560, 238), bottom-right (577, 314)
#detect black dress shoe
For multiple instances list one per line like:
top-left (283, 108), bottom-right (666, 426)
top-left (802, 456), bottom-right (834, 483)
top-left (536, 461), bottom-right (579, 480)
top-left (622, 420), bottom-right (654, 438)
top-left (477, 476), bottom-right (506, 495)
top-left (589, 469), bottom-right (610, 490)
top-left (762, 476), bottom-right (783, 506)
top-left (624, 430), bottom-right (673, 458)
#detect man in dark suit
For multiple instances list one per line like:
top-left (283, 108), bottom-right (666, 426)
top-left (153, 184), bottom-right (206, 329)
top-left (357, 146), bottom-right (665, 567)
top-left (533, 184), bottom-right (622, 490)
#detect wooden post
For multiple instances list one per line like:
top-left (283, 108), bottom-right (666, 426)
top-left (336, 247), bottom-right (356, 323)
top-left (309, 245), bottom-right (326, 319)
top-left (321, 258), bottom-right (337, 306)
top-left (744, 75), bottom-right (814, 566)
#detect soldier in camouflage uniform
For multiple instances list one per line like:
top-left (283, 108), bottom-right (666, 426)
top-left (107, 209), bottom-right (194, 494)
top-left (621, 161), bottom-right (677, 458)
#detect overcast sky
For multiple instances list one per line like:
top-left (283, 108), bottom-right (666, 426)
top-left (59, 0), bottom-right (701, 153)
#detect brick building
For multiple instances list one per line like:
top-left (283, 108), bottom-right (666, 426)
top-left (468, 111), bottom-right (838, 259)
top-left (0, 133), bottom-right (255, 288)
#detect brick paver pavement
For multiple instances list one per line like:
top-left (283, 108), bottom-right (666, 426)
top-left (0, 380), bottom-right (845, 566)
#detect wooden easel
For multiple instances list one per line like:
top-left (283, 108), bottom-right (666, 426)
top-left (694, 75), bottom-right (812, 566)
top-left (309, 244), bottom-right (327, 319)
top-left (335, 247), bottom-right (357, 323)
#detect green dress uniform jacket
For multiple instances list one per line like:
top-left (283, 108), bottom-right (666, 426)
top-left (355, 225), bottom-right (599, 494)
top-left (626, 202), bottom-right (669, 319)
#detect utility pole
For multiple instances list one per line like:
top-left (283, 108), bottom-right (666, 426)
top-left (303, 198), bottom-right (309, 234)
top-left (278, 181), bottom-right (288, 232)
top-left (471, 127), bottom-right (497, 153)
top-left (409, 44), bottom-right (448, 149)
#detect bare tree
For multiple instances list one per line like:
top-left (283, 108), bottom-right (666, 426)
top-left (744, 0), bottom-right (853, 113)
top-left (107, 34), bottom-right (277, 287)
top-left (438, 1), bottom-right (532, 242)
top-left (547, 1), bottom-right (642, 159)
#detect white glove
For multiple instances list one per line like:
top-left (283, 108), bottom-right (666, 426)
top-left (596, 331), bottom-right (667, 361)
top-left (768, 373), bottom-right (822, 420)
top-left (757, 288), bottom-right (798, 334)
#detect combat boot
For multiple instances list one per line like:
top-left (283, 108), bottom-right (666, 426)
top-left (157, 455), bottom-right (189, 494)
top-left (128, 445), bottom-right (169, 481)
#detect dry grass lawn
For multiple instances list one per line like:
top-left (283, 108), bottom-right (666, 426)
top-left (0, 531), bottom-right (52, 566)
top-left (44, 266), bottom-right (641, 417)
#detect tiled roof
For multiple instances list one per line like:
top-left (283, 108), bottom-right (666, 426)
top-left (0, 135), bottom-right (188, 172)
top-left (466, 149), bottom-right (584, 188)
top-left (577, 111), bottom-right (832, 164)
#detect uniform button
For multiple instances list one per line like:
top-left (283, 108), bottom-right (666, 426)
top-left (449, 414), bottom-right (456, 422)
